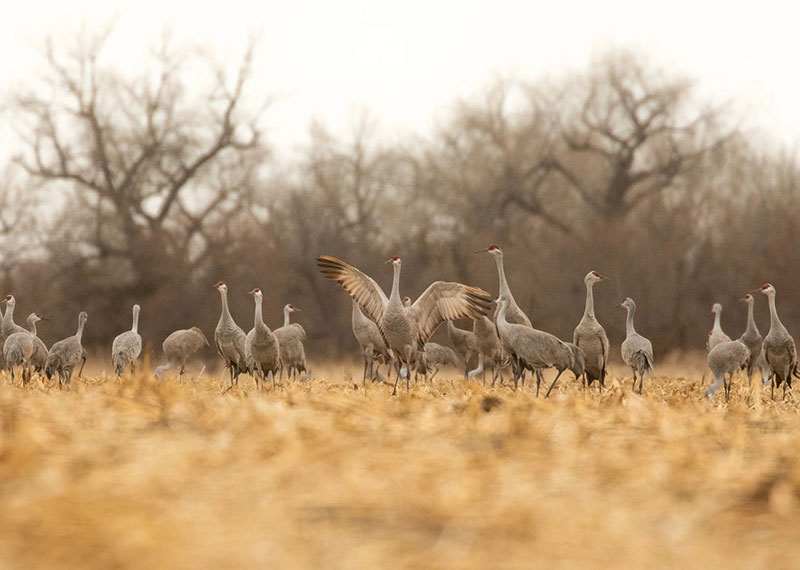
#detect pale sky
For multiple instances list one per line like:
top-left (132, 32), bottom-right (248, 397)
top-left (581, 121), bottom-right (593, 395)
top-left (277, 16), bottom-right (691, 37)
top-left (2, 0), bottom-right (799, 158)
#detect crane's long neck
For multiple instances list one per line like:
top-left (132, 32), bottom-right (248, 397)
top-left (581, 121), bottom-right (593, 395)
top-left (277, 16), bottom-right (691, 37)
top-left (132, 308), bottom-right (139, 334)
top-left (220, 289), bottom-right (232, 322)
top-left (29, 320), bottom-right (37, 338)
top-left (5, 302), bottom-right (14, 323)
top-left (254, 296), bottom-right (265, 329)
top-left (495, 255), bottom-right (511, 299)
top-left (283, 307), bottom-right (291, 328)
top-left (767, 292), bottom-right (784, 331)
top-left (496, 301), bottom-right (509, 329)
top-left (746, 301), bottom-right (758, 334)
top-left (625, 306), bottom-right (637, 336)
top-left (583, 281), bottom-right (595, 320)
top-left (712, 309), bottom-right (722, 333)
top-left (76, 318), bottom-right (85, 342)
top-left (389, 263), bottom-right (402, 302)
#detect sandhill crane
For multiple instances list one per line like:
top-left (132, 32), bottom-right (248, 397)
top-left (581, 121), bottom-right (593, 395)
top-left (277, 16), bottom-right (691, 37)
top-left (620, 298), bottom-right (654, 395)
top-left (2, 295), bottom-right (27, 339)
top-left (468, 315), bottom-right (507, 386)
top-left (155, 327), bottom-right (209, 378)
top-left (274, 303), bottom-right (307, 379)
top-left (739, 294), bottom-right (764, 385)
top-left (317, 255), bottom-right (492, 395)
top-left (111, 304), bottom-right (142, 376)
top-left (496, 297), bottom-right (584, 396)
top-left (573, 271), bottom-right (610, 391)
top-left (447, 321), bottom-right (476, 377)
top-left (214, 281), bottom-right (248, 385)
top-left (44, 311), bottom-right (87, 389)
top-left (707, 303), bottom-right (732, 351)
top-left (759, 283), bottom-right (797, 399)
top-left (4, 313), bottom-right (44, 384)
top-left (418, 342), bottom-right (461, 382)
top-left (705, 339), bottom-right (750, 401)
top-left (475, 245), bottom-right (532, 326)
top-left (351, 300), bottom-right (391, 384)
top-left (244, 288), bottom-right (281, 390)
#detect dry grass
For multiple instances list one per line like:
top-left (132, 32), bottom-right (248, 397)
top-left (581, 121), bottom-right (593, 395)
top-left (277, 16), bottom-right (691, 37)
top-left (0, 361), bottom-right (799, 569)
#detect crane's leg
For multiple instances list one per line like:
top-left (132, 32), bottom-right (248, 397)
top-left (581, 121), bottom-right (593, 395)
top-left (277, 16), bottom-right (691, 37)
top-left (535, 370), bottom-right (543, 398)
top-left (631, 371), bottom-right (637, 391)
top-left (638, 373), bottom-right (644, 395)
top-left (430, 367), bottom-right (439, 384)
top-left (770, 373), bottom-right (775, 400)
top-left (544, 369), bottom-right (565, 399)
top-left (404, 346), bottom-right (413, 394)
top-left (468, 353), bottom-right (484, 382)
top-left (391, 356), bottom-right (402, 396)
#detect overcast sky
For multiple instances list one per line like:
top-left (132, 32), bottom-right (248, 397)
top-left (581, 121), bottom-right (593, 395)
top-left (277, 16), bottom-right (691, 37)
top-left (2, 0), bottom-right (799, 158)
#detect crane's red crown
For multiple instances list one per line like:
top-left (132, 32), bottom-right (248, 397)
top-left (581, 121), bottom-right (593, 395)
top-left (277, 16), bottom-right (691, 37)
top-left (288, 303), bottom-right (294, 308)
top-left (253, 288), bottom-right (261, 293)
top-left (391, 255), bottom-right (400, 260)
top-left (4, 295), bottom-right (10, 301)
top-left (591, 271), bottom-right (600, 277)
top-left (216, 281), bottom-right (225, 287)
top-left (762, 283), bottom-right (771, 290)
top-left (488, 244), bottom-right (499, 250)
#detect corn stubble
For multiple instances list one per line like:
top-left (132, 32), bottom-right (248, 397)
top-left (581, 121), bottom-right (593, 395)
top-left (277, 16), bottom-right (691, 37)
top-left (0, 364), bottom-right (797, 569)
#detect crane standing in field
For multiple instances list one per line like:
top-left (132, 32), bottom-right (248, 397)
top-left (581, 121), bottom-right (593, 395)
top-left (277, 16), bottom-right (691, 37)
top-left (707, 303), bottom-right (732, 351)
top-left (495, 296), bottom-right (584, 396)
top-left (351, 300), bottom-right (391, 384)
top-left (705, 339), bottom-right (750, 401)
top-left (573, 271), bottom-right (610, 392)
top-left (447, 321), bottom-right (476, 378)
top-left (620, 297), bottom-right (654, 395)
top-left (244, 288), bottom-right (281, 390)
top-left (3, 295), bottom-right (48, 375)
top-left (155, 327), bottom-right (209, 378)
top-left (4, 313), bottom-right (45, 384)
top-left (417, 342), bottom-right (461, 382)
top-left (274, 303), bottom-right (307, 379)
top-left (317, 255), bottom-right (492, 395)
top-left (759, 283), bottom-right (797, 399)
top-left (214, 281), bottom-right (248, 386)
top-left (44, 311), bottom-right (87, 389)
top-left (468, 315), bottom-right (507, 386)
top-left (739, 294), bottom-right (766, 385)
top-left (111, 304), bottom-right (142, 376)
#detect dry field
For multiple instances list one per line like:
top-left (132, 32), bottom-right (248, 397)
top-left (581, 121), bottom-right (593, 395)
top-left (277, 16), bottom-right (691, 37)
top-left (1, 359), bottom-right (799, 569)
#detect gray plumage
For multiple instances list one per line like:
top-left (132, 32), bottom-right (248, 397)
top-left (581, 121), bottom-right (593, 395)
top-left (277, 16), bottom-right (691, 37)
top-left (760, 283), bottom-right (797, 398)
top-left (415, 342), bottom-right (461, 382)
top-left (4, 313), bottom-right (43, 384)
top-left (317, 255), bottom-right (492, 395)
top-left (2, 295), bottom-right (28, 340)
top-left (112, 304), bottom-right (142, 376)
top-left (44, 311), bottom-right (87, 389)
top-left (274, 304), bottom-right (306, 379)
top-left (476, 245), bottom-right (532, 327)
top-left (214, 282), bottom-right (248, 385)
top-left (707, 303), bottom-right (732, 351)
top-left (155, 327), bottom-right (209, 378)
top-left (351, 300), bottom-right (390, 383)
top-left (244, 288), bottom-right (281, 390)
top-left (739, 294), bottom-right (763, 382)
top-left (620, 297), bottom-right (654, 395)
top-left (495, 297), bottom-right (584, 397)
top-left (447, 321), bottom-right (476, 377)
top-left (705, 339), bottom-right (750, 401)
top-left (468, 315), bottom-right (507, 386)
top-left (573, 271), bottom-right (610, 390)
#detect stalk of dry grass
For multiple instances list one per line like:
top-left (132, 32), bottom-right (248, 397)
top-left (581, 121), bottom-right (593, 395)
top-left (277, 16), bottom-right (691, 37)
top-left (0, 362), bottom-right (798, 569)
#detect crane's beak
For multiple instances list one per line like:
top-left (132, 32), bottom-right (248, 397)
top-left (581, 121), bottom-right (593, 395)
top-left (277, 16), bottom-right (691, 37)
top-left (474, 247), bottom-right (489, 254)
top-left (598, 274), bottom-right (609, 281)
top-left (293, 307), bottom-right (301, 312)
top-left (384, 258), bottom-right (395, 264)
top-left (39, 315), bottom-right (50, 321)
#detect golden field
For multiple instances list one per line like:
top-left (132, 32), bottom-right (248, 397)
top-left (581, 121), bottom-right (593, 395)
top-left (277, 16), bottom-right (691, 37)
top-left (0, 359), bottom-right (799, 569)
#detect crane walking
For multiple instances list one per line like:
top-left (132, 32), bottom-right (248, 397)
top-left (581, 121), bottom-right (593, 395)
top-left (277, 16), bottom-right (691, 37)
top-left (111, 304), bottom-right (142, 376)
top-left (620, 298), bottom-right (654, 395)
top-left (317, 255), bottom-right (492, 395)
top-left (705, 339), bottom-right (750, 401)
top-left (155, 327), bottom-right (209, 378)
top-left (759, 283), bottom-right (797, 399)
top-left (44, 311), bottom-right (87, 389)
top-left (468, 315), bottom-right (507, 386)
top-left (4, 313), bottom-right (45, 384)
top-left (573, 271), bottom-right (610, 391)
top-left (707, 303), bottom-right (732, 351)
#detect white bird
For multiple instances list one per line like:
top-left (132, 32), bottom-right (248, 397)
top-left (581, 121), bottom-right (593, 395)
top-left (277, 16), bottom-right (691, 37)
top-left (573, 271), bottom-right (610, 391)
top-left (4, 313), bottom-right (44, 384)
top-left (44, 311), bottom-right (87, 389)
top-left (317, 255), bottom-right (492, 395)
top-left (707, 303), bottom-right (732, 351)
top-left (739, 294), bottom-right (765, 385)
top-left (244, 288), bottom-right (281, 390)
top-left (495, 297), bottom-right (584, 397)
top-left (620, 297), bottom-right (654, 395)
top-left (705, 339), bottom-right (750, 401)
top-left (214, 281), bottom-right (248, 385)
top-left (274, 303), bottom-right (307, 379)
top-left (111, 304), bottom-right (142, 376)
top-left (447, 321), bottom-right (476, 377)
top-left (155, 327), bottom-right (209, 378)
top-left (759, 283), bottom-right (797, 399)
top-left (351, 300), bottom-right (390, 384)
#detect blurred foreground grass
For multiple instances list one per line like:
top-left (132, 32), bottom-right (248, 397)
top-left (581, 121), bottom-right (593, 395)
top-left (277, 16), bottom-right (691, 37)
top-left (0, 362), bottom-right (798, 569)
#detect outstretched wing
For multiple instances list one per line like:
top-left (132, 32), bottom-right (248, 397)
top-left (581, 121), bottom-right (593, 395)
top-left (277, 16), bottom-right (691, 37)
top-left (316, 256), bottom-right (389, 327)
top-left (408, 281), bottom-right (492, 345)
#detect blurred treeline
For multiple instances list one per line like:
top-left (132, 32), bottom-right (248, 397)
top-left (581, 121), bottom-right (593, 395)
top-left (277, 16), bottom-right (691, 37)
top-left (1, 31), bottom-right (798, 361)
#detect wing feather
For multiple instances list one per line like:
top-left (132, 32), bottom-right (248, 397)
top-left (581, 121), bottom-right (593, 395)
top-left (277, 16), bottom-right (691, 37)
top-left (317, 256), bottom-right (388, 327)
top-left (409, 281), bottom-right (492, 345)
